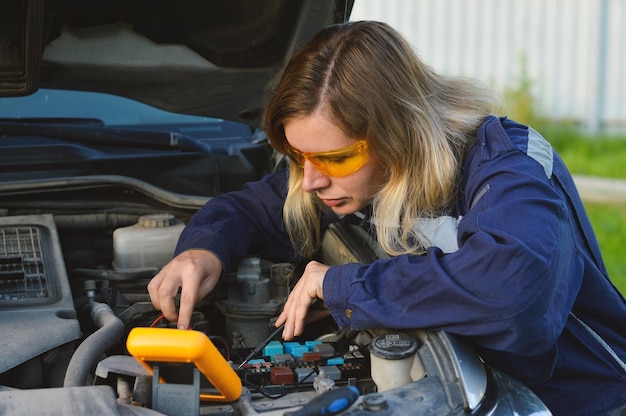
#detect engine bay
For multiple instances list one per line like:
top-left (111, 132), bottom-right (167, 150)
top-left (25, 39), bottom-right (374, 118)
top-left (0, 202), bottom-right (390, 415)
top-left (0, 205), bottom-right (380, 395)
top-left (0, 179), bottom-right (547, 415)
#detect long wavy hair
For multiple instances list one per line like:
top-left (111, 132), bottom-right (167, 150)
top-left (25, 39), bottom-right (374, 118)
top-left (264, 21), bottom-right (501, 258)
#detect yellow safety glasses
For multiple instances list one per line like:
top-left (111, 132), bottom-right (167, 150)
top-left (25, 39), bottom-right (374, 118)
top-left (285, 139), bottom-right (369, 177)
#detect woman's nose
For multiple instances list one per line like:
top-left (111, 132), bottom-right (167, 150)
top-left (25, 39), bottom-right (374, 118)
top-left (301, 160), bottom-right (331, 192)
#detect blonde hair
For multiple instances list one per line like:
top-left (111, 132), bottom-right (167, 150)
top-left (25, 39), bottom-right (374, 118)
top-left (264, 21), bottom-right (501, 257)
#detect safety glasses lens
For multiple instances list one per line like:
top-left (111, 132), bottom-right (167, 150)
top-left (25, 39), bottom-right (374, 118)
top-left (286, 141), bottom-right (368, 177)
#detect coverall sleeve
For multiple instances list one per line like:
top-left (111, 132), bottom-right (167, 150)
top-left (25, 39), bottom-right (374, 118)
top-left (174, 169), bottom-right (297, 271)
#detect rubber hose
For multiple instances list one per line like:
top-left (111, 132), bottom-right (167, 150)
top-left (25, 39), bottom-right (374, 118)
top-left (63, 302), bottom-right (125, 387)
top-left (72, 267), bottom-right (159, 282)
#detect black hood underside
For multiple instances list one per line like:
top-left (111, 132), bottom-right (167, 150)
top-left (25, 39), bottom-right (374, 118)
top-left (0, 0), bottom-right (353, 127)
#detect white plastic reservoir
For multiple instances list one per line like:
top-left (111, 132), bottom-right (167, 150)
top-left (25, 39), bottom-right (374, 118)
top-left (113, 214), bottom-right (185, 270)
top-left (369, 332), bottom-right (420, 392)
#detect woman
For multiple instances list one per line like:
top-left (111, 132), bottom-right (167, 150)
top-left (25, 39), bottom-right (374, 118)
top-left (148, 21), bottom-right (626, 415)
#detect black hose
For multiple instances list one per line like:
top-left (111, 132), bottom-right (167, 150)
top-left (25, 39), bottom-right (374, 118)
top-left (63, 302), bottom-right (125, 387)
top-left (72, 267), bottom-right (159, 282)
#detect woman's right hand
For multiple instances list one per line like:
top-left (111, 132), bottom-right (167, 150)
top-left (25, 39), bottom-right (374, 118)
top-left (147, 249), bottom-right (223, 330)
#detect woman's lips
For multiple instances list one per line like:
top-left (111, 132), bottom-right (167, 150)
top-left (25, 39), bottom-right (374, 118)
top-left (321, 198), bottom-right (344, 207)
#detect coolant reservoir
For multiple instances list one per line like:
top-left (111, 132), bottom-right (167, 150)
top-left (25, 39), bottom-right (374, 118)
top-left (113, 214), bottom-right (185, 270)
top-left (369, 332), bottom-right (419, 392)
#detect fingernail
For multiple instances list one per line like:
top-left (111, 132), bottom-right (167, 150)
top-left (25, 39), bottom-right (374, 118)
top-left (178, 324), bottom-right (186, 330)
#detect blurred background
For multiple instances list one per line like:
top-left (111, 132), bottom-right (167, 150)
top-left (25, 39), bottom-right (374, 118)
top-left (351, 0), bottom-right (626, 294)
top-left (351, 0), bottom-right (625, 134)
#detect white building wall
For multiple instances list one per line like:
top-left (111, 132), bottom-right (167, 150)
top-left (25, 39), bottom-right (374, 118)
top-left (350, 0), bottom-right (626, 133)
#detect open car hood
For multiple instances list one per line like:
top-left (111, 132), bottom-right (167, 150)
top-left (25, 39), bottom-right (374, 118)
top-left (0, 0), bottom-right (353, 127)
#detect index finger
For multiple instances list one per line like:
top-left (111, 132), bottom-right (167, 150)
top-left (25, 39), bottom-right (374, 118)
top-left (176, 277), bottom-right (201, 330)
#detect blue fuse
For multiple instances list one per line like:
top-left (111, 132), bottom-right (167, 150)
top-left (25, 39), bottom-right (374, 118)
top-left (326, 357), bottom-right (345, 366)
top-left (263, 340), bottom-right (284, 361)
top-left (291, 344), bottom-right (309, 359)
top-left (283, 342), bottom-right (301, 355)
top-left (305, 340), bottom-right (323, 351)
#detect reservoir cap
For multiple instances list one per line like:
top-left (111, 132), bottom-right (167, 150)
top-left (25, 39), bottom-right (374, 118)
top-left (138, 214), bottom-right (177, 228)
top-left (369, 332), bottom-right (418, 360)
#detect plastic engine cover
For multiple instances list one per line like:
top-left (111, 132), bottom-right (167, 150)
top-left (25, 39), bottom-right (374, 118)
top-left (0, 214), bottom-right (81, 373)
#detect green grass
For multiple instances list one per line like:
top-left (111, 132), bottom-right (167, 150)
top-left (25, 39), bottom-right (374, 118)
top-left (544, 125), bottom-right (626, 179)
top-left (584, 203), bottom-right (626, 292)
top-left (544, 125), bottom-right (626, 295)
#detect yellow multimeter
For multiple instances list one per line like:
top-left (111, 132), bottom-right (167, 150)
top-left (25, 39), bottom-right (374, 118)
top-left (126, 327), bottom-right (242, 402)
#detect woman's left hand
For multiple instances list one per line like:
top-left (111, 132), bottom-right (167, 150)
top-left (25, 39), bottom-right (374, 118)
top-left (275, 260), bottom-right (330, 340)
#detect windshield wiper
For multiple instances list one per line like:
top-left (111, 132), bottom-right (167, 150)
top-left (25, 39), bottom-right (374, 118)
top-left (0, 120), bottom-right (213, 153)
top-left (0, 117), bottom-right (105, 126)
